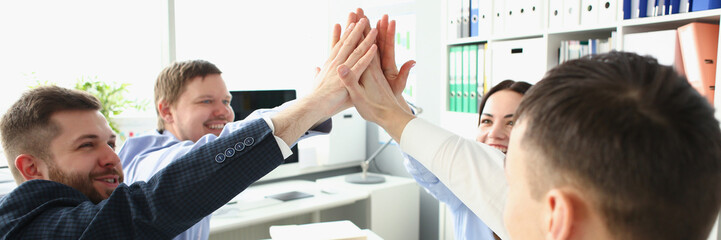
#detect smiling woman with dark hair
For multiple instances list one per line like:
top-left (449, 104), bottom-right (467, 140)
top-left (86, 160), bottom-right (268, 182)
top-left (404, 79), bottom-right (531, 240)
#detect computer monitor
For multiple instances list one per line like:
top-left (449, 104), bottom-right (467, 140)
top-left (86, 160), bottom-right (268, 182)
top-left (229, 89), bottom-right (298, 164)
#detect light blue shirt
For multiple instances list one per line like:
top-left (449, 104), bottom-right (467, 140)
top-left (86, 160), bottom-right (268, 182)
top-left (119, 102), bottom-right (330, 240)
top-left (404, 154), bottom-right (495, 240)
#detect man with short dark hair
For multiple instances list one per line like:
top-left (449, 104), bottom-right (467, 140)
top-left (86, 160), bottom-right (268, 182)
top-left (0, 18), bottom-right (378, 238)
top-left (341, 51), bottom-right (721, 239)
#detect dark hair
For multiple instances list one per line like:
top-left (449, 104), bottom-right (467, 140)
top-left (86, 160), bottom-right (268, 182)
top-left (0, 86), bottom-right (101, 183)
top-left (516, 51), bottom-right (721, 240)
top-left (477, 79), bottom-right (532, 125)
top-left (154, 59), bottom-right (222, 130)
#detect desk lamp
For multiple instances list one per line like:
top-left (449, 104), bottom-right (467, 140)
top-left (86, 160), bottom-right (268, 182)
top-left (345, 100), bottom-right (422, 184)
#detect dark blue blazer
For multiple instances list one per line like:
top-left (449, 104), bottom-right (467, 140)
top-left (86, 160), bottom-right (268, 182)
top-left (0, 118), bottom-right (283, 239)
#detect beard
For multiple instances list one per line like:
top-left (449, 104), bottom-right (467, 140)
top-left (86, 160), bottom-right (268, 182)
top-left (47, 164), bottom-right (122, 204)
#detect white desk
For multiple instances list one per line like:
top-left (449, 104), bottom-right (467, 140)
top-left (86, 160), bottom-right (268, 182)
top-left (209, 173), bottom-right (418, 240)
top-left (317, 174), bottom-right (420, 240)
top-left (210, 180), bottom-right (367, 233)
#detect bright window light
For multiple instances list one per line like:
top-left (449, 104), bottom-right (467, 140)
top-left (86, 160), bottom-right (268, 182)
top-left (0, 0), bottom-right (163, 117)
top-left (174, 0), bottom-right (331, 96)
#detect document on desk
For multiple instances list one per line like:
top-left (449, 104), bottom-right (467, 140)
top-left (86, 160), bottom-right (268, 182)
top-left (212, 198), bottom-right (283, 217)
top-left (269, 220), bottom-right (367, 240)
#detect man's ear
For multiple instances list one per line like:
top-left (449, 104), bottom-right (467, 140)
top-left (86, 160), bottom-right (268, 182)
top-left (545, 189), bottom-right (574, 240)
top-left (157, 100), bottom-right (174, 124)
top-left (15, 154), bottom-right (46, 181)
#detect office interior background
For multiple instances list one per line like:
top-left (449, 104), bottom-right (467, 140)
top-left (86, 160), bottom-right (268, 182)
top-left (1, 0), bottom-right (721, 239)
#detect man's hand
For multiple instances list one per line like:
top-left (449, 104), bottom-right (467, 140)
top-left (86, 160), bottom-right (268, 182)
top-left (272, 18), bottom-right (378, 147)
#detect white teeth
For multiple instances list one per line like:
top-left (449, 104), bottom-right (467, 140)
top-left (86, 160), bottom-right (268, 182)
top-left (104, 179), bottom-right (115, 183)
top-left (207, 124), bottom-right (225, 130)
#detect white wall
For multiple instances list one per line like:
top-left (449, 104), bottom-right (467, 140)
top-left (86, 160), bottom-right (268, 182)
top-left (173, 0), bottom-right (331, 96)
top-left (327, 1), bottom-right (443, 239)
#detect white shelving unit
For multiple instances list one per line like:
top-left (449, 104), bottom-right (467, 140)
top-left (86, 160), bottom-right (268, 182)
top-left (441, 4), bottom-right (721, 133)
top-left (439, 1), bottom-right (721, 240)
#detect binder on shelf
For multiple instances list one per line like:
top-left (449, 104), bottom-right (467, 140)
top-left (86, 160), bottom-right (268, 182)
top-left (527, 0), bottom-right (545, 32)
top-left (677, 22), bottom-right (718, 105)
top-left (637, 0), bottom-right (649, 18)
top-left (691, 0), bottom-right (721, 11)
top-left (598, 0), bottom-right (618, 23)
top-left (448, 46), bottom-right (458, 111)
top-left (623, 0), bottom-right (633, 19)
top-left (649, 0), bottom-right (659, 16)
top-left (478, 0), bottom-right (493, 37)
top-left (478, 44), bottom-right (487, 111)
top-left (564, 0), bottom-right (582, 27)
top-left (471, 0), bottom-right (480, 37)
top-left (679, 0), bottom-right (691, 13)
top-left (462, 45), bottom-right (471, 113)
top-left (447, 0), bottom-right (461, 40)
top-left (455, 45), bottom-right (465, 111)
top-left (622, 30), bottom-right (684, 71)
top-left (581, 0), bottom-right (599, 26)
top-left (549, 0), bottom-right (565, 29)
top-left (505, 1), bottom-right (519, 34)
top-left (462, 0), bottom-right (471, 38)
top-left (483, 43), bottom-right (491, 94)
top-left (469, 44), bottom-right (480, 113)
top-left (669, 0), bottom-right (681, 13)
top-left (661, 0), bottom-right (671, 15)
top-left (505, 1), bottom-right (526, 33)
top-left (493, 0), bottom-right (506, 35)
top-left (630, 0), bottom-right (642, 18)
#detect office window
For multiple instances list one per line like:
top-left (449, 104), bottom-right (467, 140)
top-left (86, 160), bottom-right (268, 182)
top-left (174, 0), bottom-right (330, 96)
top-left (0, 1), bottom-right (163, 117)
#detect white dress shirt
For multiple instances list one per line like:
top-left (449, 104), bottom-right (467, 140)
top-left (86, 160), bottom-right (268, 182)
top-left (400, 117), bottom-right (509, 239)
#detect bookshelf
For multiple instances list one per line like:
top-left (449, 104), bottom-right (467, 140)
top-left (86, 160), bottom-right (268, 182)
top-left (439, 1), bottom-right (721, 240)
top-left (440, 2), bottom-right (721, 139)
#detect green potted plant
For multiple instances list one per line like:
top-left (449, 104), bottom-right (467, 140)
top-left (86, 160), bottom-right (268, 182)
top-left (30, 75), bottom-right (147, 133)
top-left (73, 76), bottom-right (147, 133)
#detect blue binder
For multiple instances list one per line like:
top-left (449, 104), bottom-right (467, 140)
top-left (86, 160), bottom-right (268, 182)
top-left (624, 0), bottom-right (633, 19)
top-left (670, 0), bottom-right (682, 13)
top-left (470, 0), bottom-right (479, 37)
top-left (692, 0), bottom-right (721, 11)
top-left (639, 0), bottom-right (650, 17)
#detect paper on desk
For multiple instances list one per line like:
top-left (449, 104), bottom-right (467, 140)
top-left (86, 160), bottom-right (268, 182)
top-left (269, 220), bottom-right (367, 240)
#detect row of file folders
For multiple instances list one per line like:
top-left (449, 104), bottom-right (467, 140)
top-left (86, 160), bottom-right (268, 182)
top-left (623, 0), bottom-right (721, 19)
top-left (448, 44), bottom-right (486, 113)
top-left (447, 0), bottom-right (621, 39)
top-left (448, 0), bottom-right (721, 40)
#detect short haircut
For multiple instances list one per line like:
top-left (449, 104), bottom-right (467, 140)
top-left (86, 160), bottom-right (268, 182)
top-left (0, 86), bottom-right (101, 184)
top-left (477, 79), bottom-right (532, 126)
top-left (515, 51), bottom-right (721, 240)
top-left (154, 60), bottom-right (222, 131)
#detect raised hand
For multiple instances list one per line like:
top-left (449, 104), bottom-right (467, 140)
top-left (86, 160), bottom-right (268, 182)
top-left (376, 15), bottom-right (416, 113)
top-left (272, 18), bottom-right (378, 147)
top-left (337, 56), bottom-right (414, 142)
top-left (310, 18), bottom-right (378, 118)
